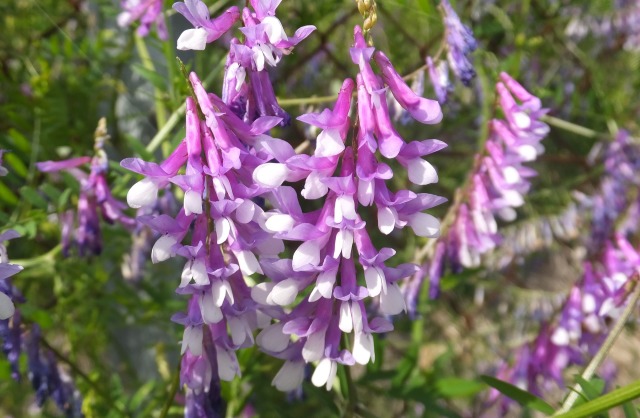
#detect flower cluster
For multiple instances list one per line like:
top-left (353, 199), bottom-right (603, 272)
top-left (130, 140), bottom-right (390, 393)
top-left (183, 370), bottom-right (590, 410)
top-left (486, 131), bottom-right (640, 411)
top-left (449, 72), bottom-right (548, 269)
top-left (123, 19), bottom-right (445, 405)
top-left (37, 119), bottom-right (135, 256)
top-left (122, 71), bottom-right (296, 404)
top-left (174, 0), bottom-right (315, 125)
top-left (248, 25), bottom-right (445, 390)
top-left (426, 0), bottom-right (477, 96)
top-left (488, 235), bottom-right (639, 412)
top-left (404, 72), bottom-right (549, 313)
top-left (0, 208), bottom-right (82, 417)
top-left (118, 0), bottom-right (167, 40)
top-left (566, 1), bottom-right (640, 52)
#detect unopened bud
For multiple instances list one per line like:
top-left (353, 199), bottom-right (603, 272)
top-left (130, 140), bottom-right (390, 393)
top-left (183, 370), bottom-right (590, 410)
top-left (363, 15), bottom-right (375, 31)
top-left (357, 0), bottom-right (367, 14)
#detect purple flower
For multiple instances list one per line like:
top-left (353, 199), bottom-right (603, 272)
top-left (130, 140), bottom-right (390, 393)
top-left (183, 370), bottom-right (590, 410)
top-left (440, 0), bottom-right (477, 86)
top-left (38, 126), bottom-right (135, 256)
top-left (173, 0), bottom-right (240, 50)
top-left (249, 33), bottom-right (446, 389)
top-left (0, 230), bottom-right (22, 321)
top-left (374, 51), bottom-right (442, 124)
top-left (123, 71), bottom-right (293, 392)
top-left (444, 73), bottom-right (548, 271)
top-left (0, 230), bottom-right (82, 416)
top-left (118, 0), bottom-right (167, 40)
top-left (215, 2), bottom-right (314, 124)
top-left (426, 56), bottom-right (452, 104)
top-left (26, 326), bottom-right (83, 417)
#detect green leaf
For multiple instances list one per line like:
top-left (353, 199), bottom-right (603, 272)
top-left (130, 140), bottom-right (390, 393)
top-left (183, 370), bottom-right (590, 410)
top-left (0, 181), bottom-right (19, 205)
top-left (555, 380), bottom-right (640, 418)
top-left (40, 183), bottom-right (61, 203)
top-left (7, 129), bottom-right (30, 153)
top-left (58, 188), bottom-right (72, 209)
top-left (574, 376), bottom-right (606, 402)
top-left (20, 305), bottom-right (54, 329)
top-left (5, 153), bottom-right (28, 178)
top-left (128, 381), bottom-right (156, 411)
top-left (480, 375), bottom-right (555, 414)
top-left (20, 186), bottom-right (48, 209)
top-left (436, 377), bottom-right (486, 398)
top-left (622, 401), bottom-right (638, 418)
top-left (132, 64), bottom-right (166, 91)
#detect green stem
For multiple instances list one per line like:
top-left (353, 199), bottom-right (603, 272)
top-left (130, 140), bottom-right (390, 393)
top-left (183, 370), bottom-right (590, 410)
top-left (540, 115), bottom-right (605, 139)
top-left (343, 364), bottom-right (358, 418)
top-left (159, 364), bottom-right (181, 418)
top-left (555, 279), bottom-right (640, 415)
top-left (41, 336), bottom-right (131, 417)
top-left (277, 95), bottom-right (341, 106)
top-left (11, 244), bottom-right (61, 267)
top-left (135, 35), bottom-right (168, 128)
top-left (144, 58), bottom-right (225, 154)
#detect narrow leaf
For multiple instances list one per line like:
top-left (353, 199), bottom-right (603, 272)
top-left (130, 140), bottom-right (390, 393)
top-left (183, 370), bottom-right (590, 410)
top-left (555, 380), bottom-right (640, 418)
top-left (623, 401), bottom-right (638, 418)
top-left (436, 377), bottom-right (486, 398)
top-left (480, 375), bottom-right (555, 414)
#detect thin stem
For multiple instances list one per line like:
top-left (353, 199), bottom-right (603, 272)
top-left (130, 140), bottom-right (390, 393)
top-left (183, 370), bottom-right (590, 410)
top-left (144, 58), bottom-right (225, 153)
top-left (135, 35), bottom-right (169, 129)
top-left (555, 278), bottom-right (640, 415)
top-left (277, 95), bottom-right (341, 106)
top-left (40, 336), bottom-right (131, 417)
top-left (540, 115), bottom-right (605, 139)
top-left (12, 244), bottom-right (61, 267)
top-left (343, 363), bottom-right (358, 418)
top-left (159, 364), bottom-right (181, 418)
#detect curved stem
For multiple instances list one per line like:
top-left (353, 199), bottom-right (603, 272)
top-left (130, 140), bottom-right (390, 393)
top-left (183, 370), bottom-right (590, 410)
top-left (541, 115), bottom-right (605, 139)
top-left (144, 58), bottom-right (225, 154)
top-left (11, 244), bottom-right (61, 267)
top-left (135, 36), bottom-right (168, 129)
top-left (555, 278), bottom-right (640, 415)
top-left (41, 336), bottom-right (131, 417)
top-left (159, 364), bottom-right (181, 418)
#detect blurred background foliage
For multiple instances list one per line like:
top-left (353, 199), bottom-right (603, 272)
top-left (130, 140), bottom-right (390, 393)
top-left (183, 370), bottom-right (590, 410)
top-left (1, 0), bottom-right (639, 416)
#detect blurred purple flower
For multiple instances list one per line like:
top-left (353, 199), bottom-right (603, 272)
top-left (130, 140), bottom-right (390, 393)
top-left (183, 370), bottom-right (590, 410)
top-left (173, 1), bottom-right (240, 50)
top-left (440, 0), bottom-right (477, 86)
top-left (38, 124), bottom-right (134, 256)
top-left (118, 0), bottom-right (167, 40)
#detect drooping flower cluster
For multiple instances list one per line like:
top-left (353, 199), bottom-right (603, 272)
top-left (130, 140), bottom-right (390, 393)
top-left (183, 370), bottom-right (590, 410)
top-left (565, 1), bottom-right (640, 52)
top-left (122, 71), bottom-right (298, 406)
top-left (174, 0), bottom-right (315, 125)
top-left (426, 0), bottom-right (478, 96)
top-left (449, 72), bottom-right (548, 269)
top-left (118, 0), bottom-right (168, 40)
top-left (487, 235), bottom-right (640, 413)
top-left (37, 119), bottom-right (135, 256)
top-left (485, 131), bottom-right (640, 412)
top-left (248, 25), bottom-right (446, 391)
top-left (0, 218), bottom-right (82, 416)
top-left (404, 72), bottom-right (549, 312)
